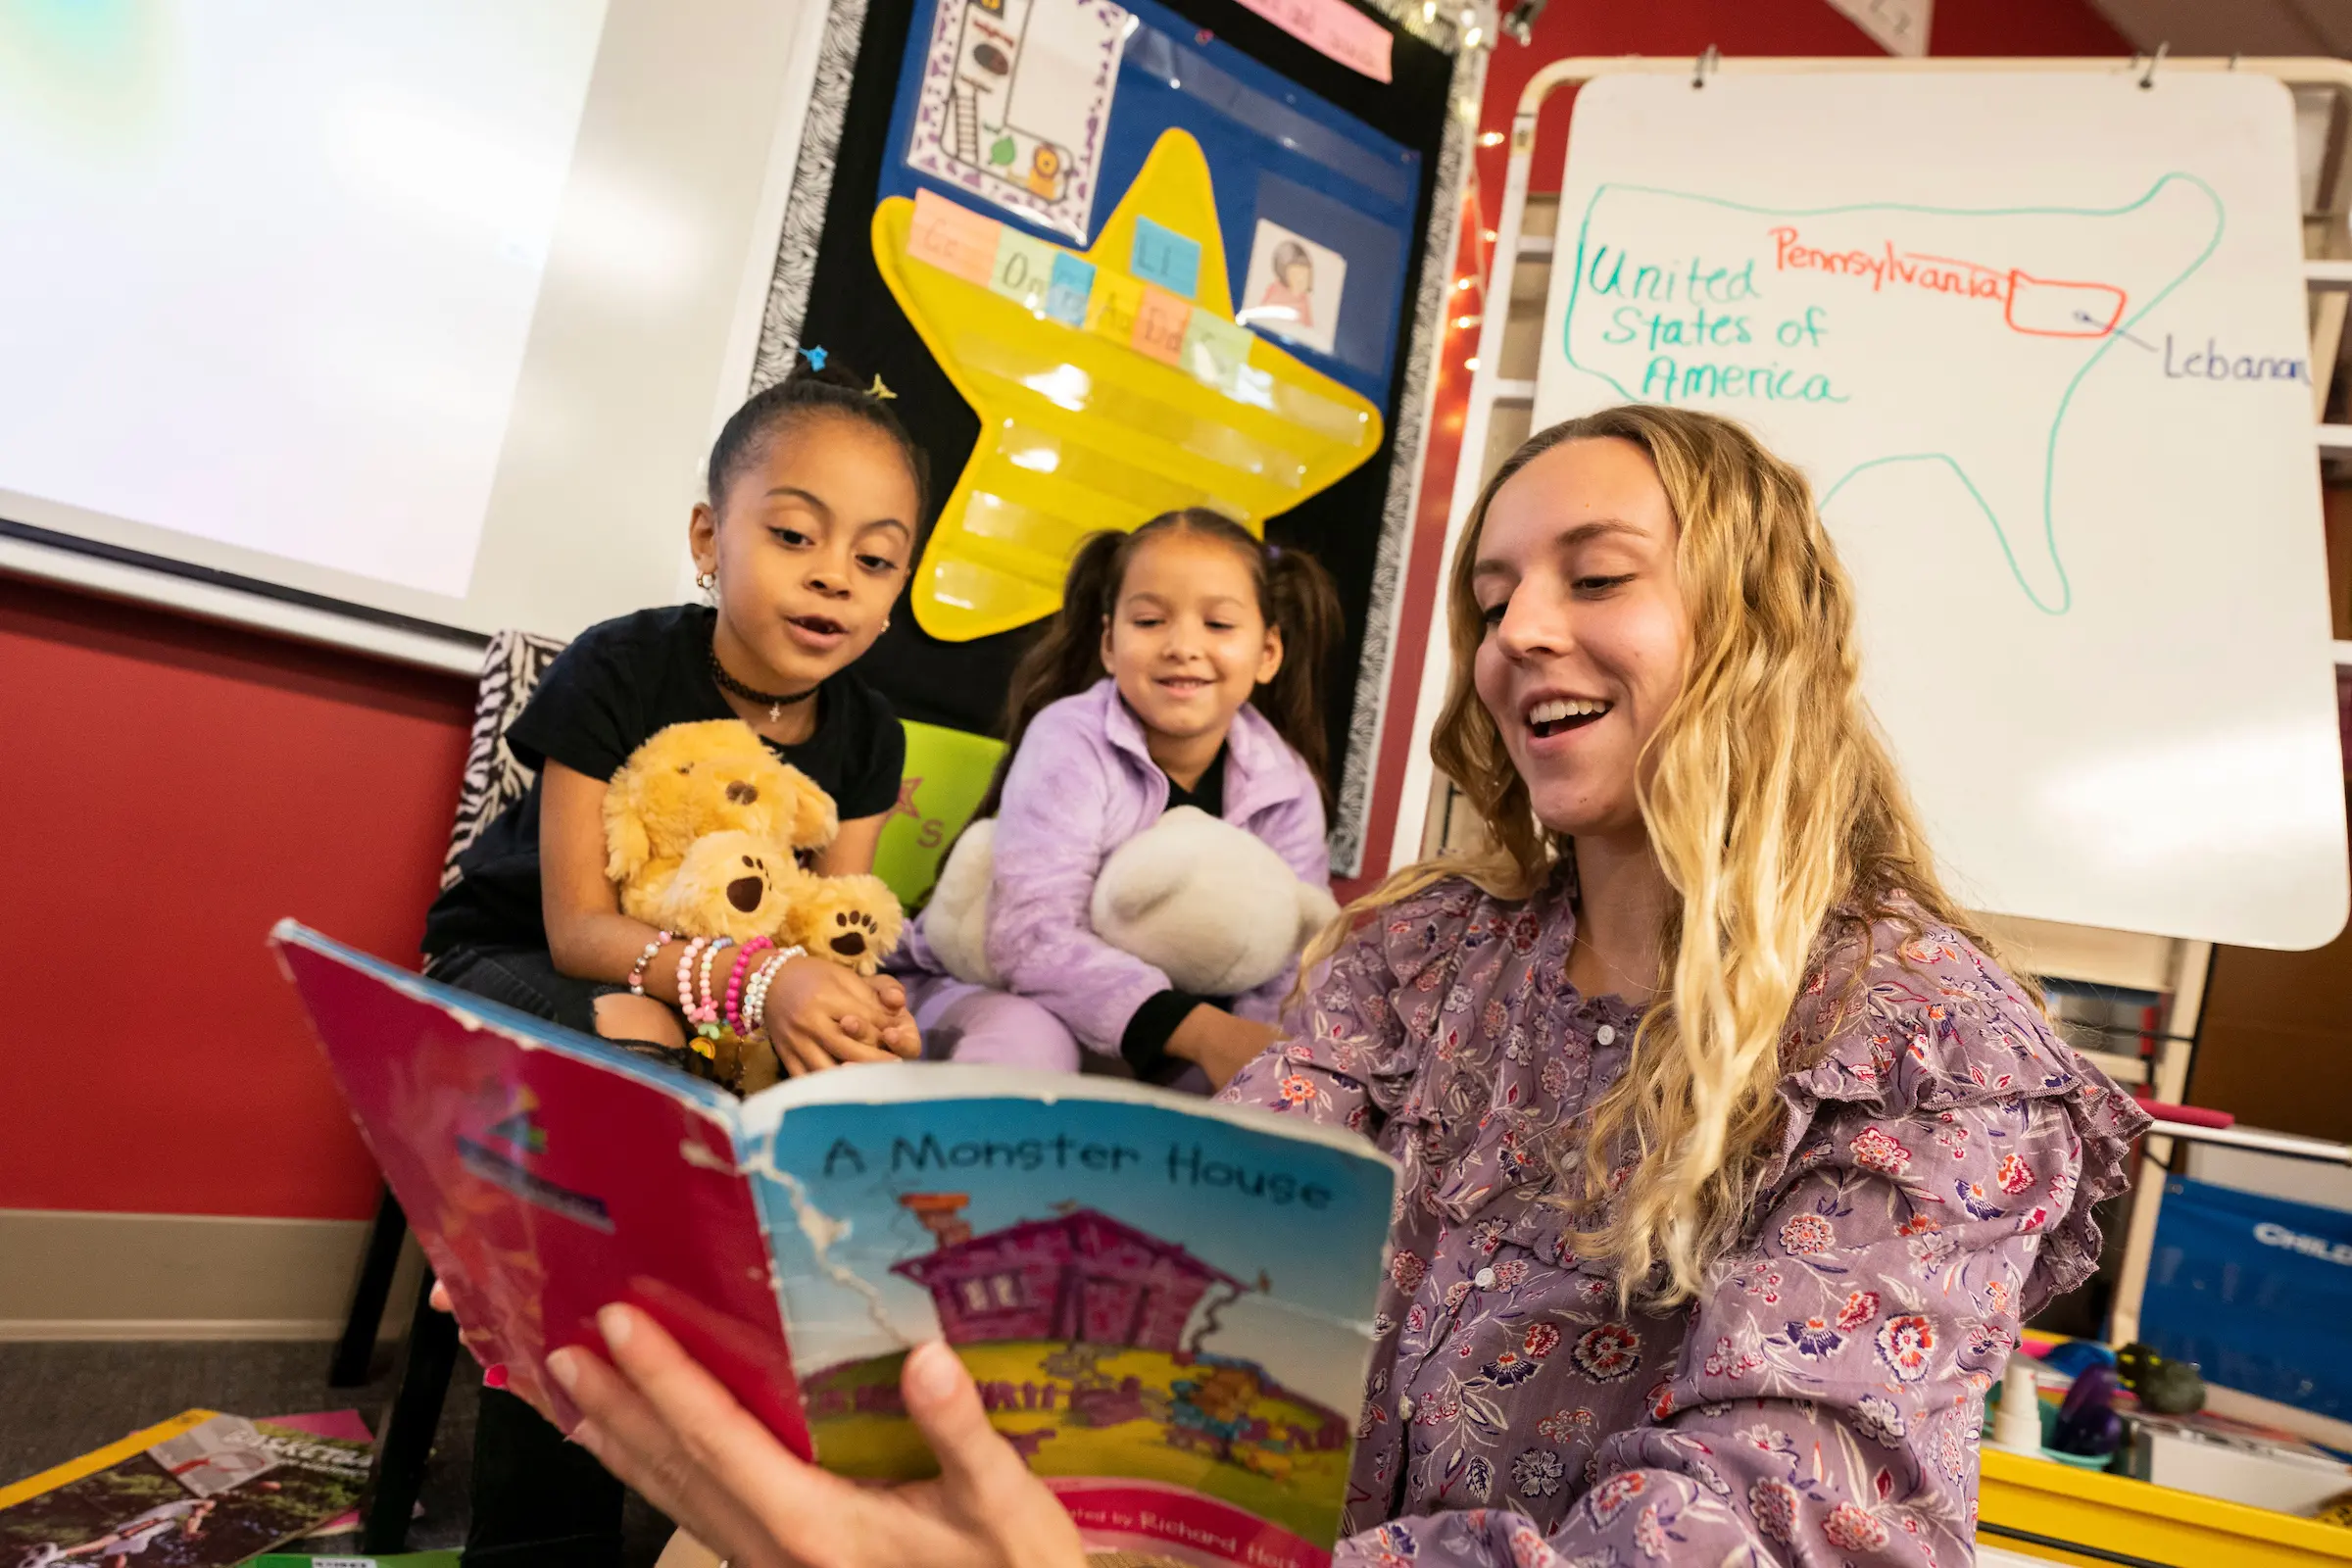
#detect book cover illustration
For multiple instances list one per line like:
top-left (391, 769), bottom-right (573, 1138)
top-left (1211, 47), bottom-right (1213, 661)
top-left (0, 1412), bottom-right (371, 1568)
top-left (743, 1084), bottom-right (1395, 1565)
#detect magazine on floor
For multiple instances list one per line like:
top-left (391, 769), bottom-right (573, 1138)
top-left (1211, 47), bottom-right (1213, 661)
top-left (271, 922), bottom-right (1397, 1568)
top-left (0, 1410), bottom-right (371, 1568)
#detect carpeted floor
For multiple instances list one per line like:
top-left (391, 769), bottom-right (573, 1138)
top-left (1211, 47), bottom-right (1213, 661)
top-left (0, 1340), bottom-right (672, 1564)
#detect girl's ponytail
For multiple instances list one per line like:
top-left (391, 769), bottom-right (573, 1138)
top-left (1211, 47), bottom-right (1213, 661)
top-left (1257, 545), bottom-right (1343, 809)
top-left (968, 528), bottom-right (1131, 822)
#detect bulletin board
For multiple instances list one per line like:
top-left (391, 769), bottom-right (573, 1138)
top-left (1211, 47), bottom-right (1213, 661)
top-left (776, 0), bottom-right (1460, 866)
top-left (881, 0), bottom-right (1425, 405)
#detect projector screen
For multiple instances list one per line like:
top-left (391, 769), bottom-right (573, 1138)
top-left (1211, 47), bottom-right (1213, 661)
top-left (0, 0), bottom-right (827, 665)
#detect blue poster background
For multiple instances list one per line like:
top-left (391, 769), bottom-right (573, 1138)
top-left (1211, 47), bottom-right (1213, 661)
top-left (880, 0), bottom-right (1421, 405)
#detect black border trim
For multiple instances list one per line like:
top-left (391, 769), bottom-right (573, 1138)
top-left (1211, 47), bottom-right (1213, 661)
top-left (1979, 1520), bottom-right (2182, 1568)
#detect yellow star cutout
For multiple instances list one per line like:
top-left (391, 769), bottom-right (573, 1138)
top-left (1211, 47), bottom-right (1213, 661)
top-left (872, 128), bottom-right (1385, 642)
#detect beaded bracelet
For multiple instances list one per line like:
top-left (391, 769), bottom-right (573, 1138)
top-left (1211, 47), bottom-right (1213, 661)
top-left (626, 932), bottom-right (673, 996)
top-left (674, 937), bottom-right (710, 1023)
top-left (715, 939), bottom-right (760, 1033)
top-left (740, 950), bottom-right (791, 1036)
top-left (723, 937), bottom-right (775, 1034)
top-left (740, 948), bottom-right (802, 1038)
top-left (693, 937), bottom-right (737, 1035)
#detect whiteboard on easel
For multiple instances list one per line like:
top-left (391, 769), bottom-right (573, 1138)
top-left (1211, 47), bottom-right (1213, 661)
top-left (1534, 72), bottom-right (2348, 950)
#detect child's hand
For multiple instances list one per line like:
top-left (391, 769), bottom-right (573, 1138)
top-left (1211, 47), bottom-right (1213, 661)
top-left (1167, 1007), bottom-right (1284, 1090)
top-left (761, 957), bottom-right (911, 1075)
top-left (846, 973), bottom-right (921, 1057)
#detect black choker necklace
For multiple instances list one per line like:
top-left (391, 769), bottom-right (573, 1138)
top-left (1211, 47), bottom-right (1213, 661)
top-left (710, 647), bottom-right (818, 722)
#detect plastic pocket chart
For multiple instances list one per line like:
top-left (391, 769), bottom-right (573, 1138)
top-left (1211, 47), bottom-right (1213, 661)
top-left (874, 129), bottom-right (1385, 642)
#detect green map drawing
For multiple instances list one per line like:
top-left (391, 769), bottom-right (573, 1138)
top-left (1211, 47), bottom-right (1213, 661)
top-left (1555, 173), bottom-right (2229, 614)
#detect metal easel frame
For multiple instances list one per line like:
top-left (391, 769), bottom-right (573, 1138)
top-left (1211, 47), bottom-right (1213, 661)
top-left (1386, 52), bottom-right (2352, 1349)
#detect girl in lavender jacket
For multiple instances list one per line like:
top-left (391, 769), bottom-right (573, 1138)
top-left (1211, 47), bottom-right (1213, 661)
top-left (889, 509), bottom-right (1343, 1086)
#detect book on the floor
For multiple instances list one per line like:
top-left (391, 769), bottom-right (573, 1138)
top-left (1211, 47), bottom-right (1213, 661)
top-left (271, 922), bottom-right (1397, 1568)
top-left (0, 1409), bottom-right (372, 1568)
top-left (267, 1412), bottom-right (373, 1541)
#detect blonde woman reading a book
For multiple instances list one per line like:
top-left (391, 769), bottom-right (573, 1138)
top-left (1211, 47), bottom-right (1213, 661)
top-left (532, 407), bottom-right (2148, 1567)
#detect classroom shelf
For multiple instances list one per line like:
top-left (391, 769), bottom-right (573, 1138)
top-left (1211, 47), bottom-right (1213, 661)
top-left (1980, 1447), bottom-right (2352, 1568)
top-left (2146, 1117), bottom-right (2352, 1165)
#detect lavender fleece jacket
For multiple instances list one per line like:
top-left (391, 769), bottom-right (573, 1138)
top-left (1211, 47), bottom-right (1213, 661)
top-left (893, 679), bottom-right (1330, 1051)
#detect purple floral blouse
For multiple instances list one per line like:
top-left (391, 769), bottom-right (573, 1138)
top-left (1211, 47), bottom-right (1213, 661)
top-left (1220, 873), bottom-right (2147, 1568)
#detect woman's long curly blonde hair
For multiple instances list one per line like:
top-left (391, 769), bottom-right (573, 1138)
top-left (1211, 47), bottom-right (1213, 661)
top-left (1311, 405), bottom-right (2006, 1306)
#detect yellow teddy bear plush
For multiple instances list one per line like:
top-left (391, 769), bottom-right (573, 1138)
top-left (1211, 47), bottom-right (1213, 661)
top-left (602, 719), bottom-right (835, 906)
top-left (602, 719), bottom-right (904, 974)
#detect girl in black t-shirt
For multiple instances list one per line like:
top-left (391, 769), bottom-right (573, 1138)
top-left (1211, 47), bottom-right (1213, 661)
top-left (422, 357), bottom-right (931, 1564)
top-left (426, 356), bottom-right (926, 1068)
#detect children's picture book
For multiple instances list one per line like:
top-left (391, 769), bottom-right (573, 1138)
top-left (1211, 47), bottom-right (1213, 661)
top-left (270, 922), bottom-right (1398, 1568)
top-left (0, 1410), bottom-right (372, 1568)
top-left (273, 1411), bottom-right (374, 1540)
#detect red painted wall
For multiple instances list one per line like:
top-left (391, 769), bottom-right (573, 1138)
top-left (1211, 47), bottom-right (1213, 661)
top-left (1343, 0), bottom-right (2132, 899)
top-left (0, 576), bottom-right (472, 1220)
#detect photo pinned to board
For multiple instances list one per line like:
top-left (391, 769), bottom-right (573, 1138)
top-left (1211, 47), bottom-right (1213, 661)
top-left (906, 0), bottom-right (1132, 243)
top-left (1238, 219), bottom-right (1347, 358)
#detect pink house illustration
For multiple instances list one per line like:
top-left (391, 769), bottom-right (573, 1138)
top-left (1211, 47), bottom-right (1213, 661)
top-left (891, 1194), bottom-right (1239, 1350)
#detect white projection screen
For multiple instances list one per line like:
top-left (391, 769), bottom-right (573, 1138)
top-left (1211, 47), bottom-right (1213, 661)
top-left (0, 0), bottom-right (826, 666)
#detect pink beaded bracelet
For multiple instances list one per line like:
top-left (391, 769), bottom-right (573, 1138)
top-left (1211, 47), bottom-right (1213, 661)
top-left (724, 937), bottom-right (775, 1034)
top-left (626, 932), bottom-right (672, 996)
top-left (674, 938), bottom-right (709, 1024)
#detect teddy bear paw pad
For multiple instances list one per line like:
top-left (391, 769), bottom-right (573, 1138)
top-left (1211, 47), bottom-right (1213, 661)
top-left (726, 853), bottom-right (773, 913)
top-left (829, 909), bottom-right (881, 956)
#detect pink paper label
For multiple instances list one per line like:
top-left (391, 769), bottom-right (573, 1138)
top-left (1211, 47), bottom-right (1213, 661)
top-left (908, 188), bottom-right (1005, 285)
top-left (1232, 0), bottom-right (1391, 82)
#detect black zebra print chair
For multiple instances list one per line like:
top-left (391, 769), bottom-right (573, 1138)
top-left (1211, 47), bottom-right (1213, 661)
top-left (440, 628), bottom-right (569, 886)
top-left (333, 627), bottom-right (566, 1550)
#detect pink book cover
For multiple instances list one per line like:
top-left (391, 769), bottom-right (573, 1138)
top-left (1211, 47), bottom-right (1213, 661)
top-left (271, 924), bottom-right (805, 1450)
top-left (274, 923), bottom-right (1399, 1568)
